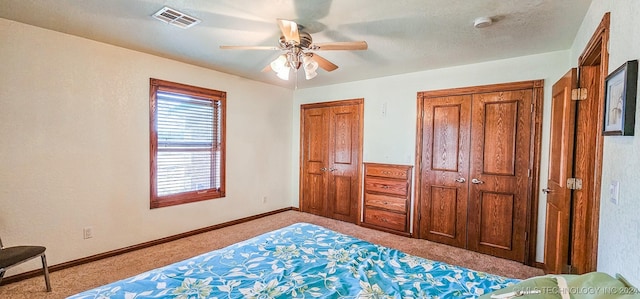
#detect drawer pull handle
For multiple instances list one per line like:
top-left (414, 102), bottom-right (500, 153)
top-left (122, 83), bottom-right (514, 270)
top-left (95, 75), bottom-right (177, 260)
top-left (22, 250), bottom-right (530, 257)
top-left (382, 185), bottom-right (389, 189)
top-left (382, 201), bottom-right (389, 205)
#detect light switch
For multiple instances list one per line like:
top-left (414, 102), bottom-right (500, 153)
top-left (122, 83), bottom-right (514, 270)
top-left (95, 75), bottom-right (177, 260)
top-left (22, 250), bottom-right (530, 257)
top-left (609, 180), bottom-right (619, 205)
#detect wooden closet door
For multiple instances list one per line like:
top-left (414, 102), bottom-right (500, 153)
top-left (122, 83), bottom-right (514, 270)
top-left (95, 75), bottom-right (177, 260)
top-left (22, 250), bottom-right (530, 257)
top-left (467, 90), bottom-right (532, 262)
top-left (301, 107), bottom-right (329, 216)
top-left (300, 100), bottom-right (362, 224)
top-left (326, 105), bottom-right (360, 223)
top-left (418, 95), bottom-right (471, 248)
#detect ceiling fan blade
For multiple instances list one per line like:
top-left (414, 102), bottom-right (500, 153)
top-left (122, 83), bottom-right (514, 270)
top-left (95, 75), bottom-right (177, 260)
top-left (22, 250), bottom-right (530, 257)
top-left (220, 45), bottom-right (280, 50)
top-left (313, 41), bottom-right (368, 51)
top-left (277, 19), bottom-right (300, 43)
top-left (309, 53), bottom-right (338, 72)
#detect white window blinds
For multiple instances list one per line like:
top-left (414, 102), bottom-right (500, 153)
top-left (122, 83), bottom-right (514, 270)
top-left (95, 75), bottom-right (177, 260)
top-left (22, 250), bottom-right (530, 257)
top-left (156, 91), bottom-right (221, 196)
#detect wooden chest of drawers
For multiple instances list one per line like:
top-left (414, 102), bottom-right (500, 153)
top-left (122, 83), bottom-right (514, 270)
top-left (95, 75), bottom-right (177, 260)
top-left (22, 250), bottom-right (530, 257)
top-left (362, 163), bottom-right (413, 235)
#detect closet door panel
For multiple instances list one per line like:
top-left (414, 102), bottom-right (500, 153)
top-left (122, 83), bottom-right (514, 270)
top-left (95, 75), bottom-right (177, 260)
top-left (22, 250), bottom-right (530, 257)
top-left (301, 108), bottom-right (328, 216)
top-left (482, 101), bottom-right (518, 175)
top-left (327, 105), bottom-right (360, 223)
top-left (418, 95), bottom-right (471, 248)
top-left (331, 176), bottom-right (353, 216)
top-left (467, 90), bottom-right (532, 262)
top-left (428, 186), bottom-right (459, 239)
top-left (478, 192), bottom-right (515, 250)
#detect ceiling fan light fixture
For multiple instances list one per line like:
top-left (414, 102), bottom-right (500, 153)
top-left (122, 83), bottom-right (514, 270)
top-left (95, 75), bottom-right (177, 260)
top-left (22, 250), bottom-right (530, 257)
top-left (305, 70), bottom-right (318, 80)
top-left (303, 55), bottom-right (319, 80)
top-left (270, 55), bottom-right (290, 80)
top-left (276, 68), bottom-right (290, 80)
top-left (270, 55), bottom-right (287, 71)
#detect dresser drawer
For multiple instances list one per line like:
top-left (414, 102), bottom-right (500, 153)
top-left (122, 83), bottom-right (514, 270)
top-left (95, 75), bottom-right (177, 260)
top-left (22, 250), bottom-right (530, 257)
top-left (365, 177), bottom-right (408, 196)
top-left (365, 193), bottom-right (406, 213)
top-left (364, 209), bottom-right (407, 232)
top-left (365, 164), bottom-right (410, 180)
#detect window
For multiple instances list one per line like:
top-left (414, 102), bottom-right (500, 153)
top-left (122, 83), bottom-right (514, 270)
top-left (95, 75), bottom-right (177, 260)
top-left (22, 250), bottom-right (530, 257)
top-left (149, 79), bottom-right (225, 208)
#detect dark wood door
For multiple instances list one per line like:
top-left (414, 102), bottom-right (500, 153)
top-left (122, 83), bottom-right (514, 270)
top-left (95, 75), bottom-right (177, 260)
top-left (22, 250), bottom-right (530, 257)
top-left (416, 81), bottom-right (543, 264)
top-left (418, 95), bottom-right (471, 248)
top-left (300, 100), bottom-right (362, 224)
top-left (544, 69), bottom-right (577, 273)
top-left (301, 107), bottom-right (329, 216)
top-left (466, 90), bottom-right (533, 262)
top-left (326, 104), bottom-right (360, 223)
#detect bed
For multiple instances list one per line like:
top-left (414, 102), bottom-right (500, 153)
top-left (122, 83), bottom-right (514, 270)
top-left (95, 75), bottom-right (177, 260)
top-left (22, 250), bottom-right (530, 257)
top-left (68, 223), bottom-right (517, 298)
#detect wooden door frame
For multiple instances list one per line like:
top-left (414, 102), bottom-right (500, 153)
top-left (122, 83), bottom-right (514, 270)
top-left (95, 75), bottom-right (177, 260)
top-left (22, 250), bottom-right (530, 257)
top-left (414, 80), bottom-right (544, 266)
top-left (299, 98), bottom-right (365, 224)
top-left (570, 12), bottom-right (610, 273)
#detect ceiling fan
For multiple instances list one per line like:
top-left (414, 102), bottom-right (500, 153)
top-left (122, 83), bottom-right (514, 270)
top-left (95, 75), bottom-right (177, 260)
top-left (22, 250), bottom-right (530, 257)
top-left (220, 19), bottom-right (368, 80)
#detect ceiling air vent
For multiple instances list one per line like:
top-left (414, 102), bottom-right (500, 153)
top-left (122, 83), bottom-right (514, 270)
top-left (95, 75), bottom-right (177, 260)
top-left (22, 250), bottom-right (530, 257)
top-left (152, 6), bottom-right (201, 29)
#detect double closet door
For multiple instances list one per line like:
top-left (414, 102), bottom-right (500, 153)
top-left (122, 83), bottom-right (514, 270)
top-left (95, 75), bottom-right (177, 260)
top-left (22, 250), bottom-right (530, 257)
top-left (300, 99), bottom-right (363, 224)
top-left (416, 81), bottom-right (541, 263)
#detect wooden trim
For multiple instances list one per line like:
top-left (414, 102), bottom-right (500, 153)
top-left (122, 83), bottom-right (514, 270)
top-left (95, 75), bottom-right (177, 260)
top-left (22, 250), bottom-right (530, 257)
top-left (420, 80), bottom-right (541, 98)
top-left (527, 82), bottom-right (545, 266)
top-left (298, 98), bottom-right (364, 224)
top-left (579, 13), bottom-right (610, 66)
top-left (357, 100), bottom-right (365, 225)
top-left (414, 80), bottom-right (544, 266)
top-left (535, 262), bottom-right (546, 269)
top-left (300, 98), bottom-right (363, 109)
top-left (0, 207), bottom-right (296, 286)
top-left (149, 78), bottom-right (227, 209)
top-left (413, 93), bottom-right (426, 238)
top-left (570, 12), bottom-right (609, 273)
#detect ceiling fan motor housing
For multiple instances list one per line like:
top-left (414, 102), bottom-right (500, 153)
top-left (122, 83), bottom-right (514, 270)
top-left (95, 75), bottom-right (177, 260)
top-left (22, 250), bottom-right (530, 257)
top-left (279, 31), bottom-right (313, 49)
top-left (298, 31), bottom-right (313, 48)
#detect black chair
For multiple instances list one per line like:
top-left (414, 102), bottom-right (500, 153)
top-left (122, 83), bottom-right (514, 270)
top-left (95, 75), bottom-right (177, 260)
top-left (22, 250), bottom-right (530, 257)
top-left (0, 237), bottom-right (51, 292)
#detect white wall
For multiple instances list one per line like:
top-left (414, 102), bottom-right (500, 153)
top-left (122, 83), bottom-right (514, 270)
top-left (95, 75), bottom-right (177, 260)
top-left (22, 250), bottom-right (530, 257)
top-left (570, 0), bottom-right (640, 286)
top-left (0, 19), bottom-right (293, 276)
top-left (292, 50), bottom-right (571, 262)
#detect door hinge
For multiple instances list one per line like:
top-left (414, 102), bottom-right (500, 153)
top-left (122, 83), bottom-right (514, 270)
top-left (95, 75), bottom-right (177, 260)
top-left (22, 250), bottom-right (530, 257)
top-left (524, 231), bottom-right (528, 241)
top-left (528, 169), bottom-right (531, 177)
top-left (571, 88), bottom-right (587, 101)
top-left (567, 178), bottom-right (583, 190)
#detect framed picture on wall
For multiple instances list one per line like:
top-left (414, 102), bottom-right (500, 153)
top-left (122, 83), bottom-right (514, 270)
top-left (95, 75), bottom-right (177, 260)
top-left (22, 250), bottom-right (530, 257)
top-left (603, 60), bottom-right (638, 136)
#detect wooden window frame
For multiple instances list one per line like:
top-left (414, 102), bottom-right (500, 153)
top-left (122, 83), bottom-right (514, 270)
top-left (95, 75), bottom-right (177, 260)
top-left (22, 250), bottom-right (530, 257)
top-left (149, 78), bottom-right (226, 209)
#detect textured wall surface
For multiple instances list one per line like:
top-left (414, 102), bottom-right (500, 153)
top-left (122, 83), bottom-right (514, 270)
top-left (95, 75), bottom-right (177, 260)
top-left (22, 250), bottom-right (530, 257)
top-left (0, 19), bottom-right (293, 276)
top-left (571, 0), bottom-right (640, 287)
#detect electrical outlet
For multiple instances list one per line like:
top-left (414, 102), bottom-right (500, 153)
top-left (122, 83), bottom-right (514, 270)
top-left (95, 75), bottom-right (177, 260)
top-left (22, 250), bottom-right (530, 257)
top-left (83, 227), bottom-right (93, 239)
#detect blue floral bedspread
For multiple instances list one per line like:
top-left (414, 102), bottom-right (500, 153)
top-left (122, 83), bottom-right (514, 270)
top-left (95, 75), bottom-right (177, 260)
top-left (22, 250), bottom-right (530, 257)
top-left (68, 223), bottom-right (517, 298)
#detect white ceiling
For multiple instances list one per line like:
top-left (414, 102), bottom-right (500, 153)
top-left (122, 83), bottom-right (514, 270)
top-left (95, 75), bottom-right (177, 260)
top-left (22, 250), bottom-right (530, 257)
top-left (0, 0), bottom-right (593, 89)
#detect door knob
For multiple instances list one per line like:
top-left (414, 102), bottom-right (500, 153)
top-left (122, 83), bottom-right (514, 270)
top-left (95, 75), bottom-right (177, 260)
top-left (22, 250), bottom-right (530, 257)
top-left (542, 188), bottom-right (552, 194)
top-left (329, 167), bottom-right (337, 172)
top-left (471, 178), bottom-right (484, 184)
top-left (455, 178), bottom-right (466, 183)
top-left (320, 167), bottom-right (327, 171)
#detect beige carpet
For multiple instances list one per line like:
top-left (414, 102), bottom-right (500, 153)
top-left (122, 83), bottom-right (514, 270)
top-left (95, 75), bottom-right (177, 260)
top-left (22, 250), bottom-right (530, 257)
top-left (0, 210), bottom-right (543, 298)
